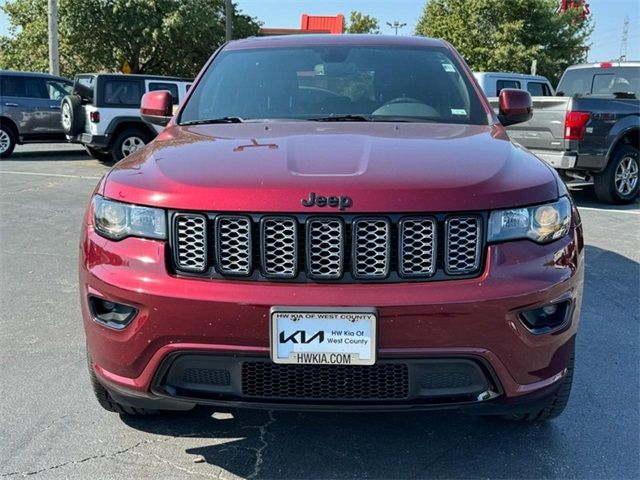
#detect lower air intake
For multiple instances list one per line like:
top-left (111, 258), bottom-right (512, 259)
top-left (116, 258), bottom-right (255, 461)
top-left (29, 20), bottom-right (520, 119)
top-left (241, 362), bottom-right (410, 400)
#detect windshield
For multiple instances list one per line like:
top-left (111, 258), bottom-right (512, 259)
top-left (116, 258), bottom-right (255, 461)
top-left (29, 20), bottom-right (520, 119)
top-left (557, 67), bottom-right (640, 98)
top-left (180, 45), bottom-right (488, 125)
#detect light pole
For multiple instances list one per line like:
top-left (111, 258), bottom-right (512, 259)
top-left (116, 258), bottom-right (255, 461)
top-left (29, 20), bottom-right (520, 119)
top-left (386, 21), bottom-right (406, 36)
top-left (48, 0), bottom-right (59, 75)
top-left (225, 0), bottom-right (233, 42)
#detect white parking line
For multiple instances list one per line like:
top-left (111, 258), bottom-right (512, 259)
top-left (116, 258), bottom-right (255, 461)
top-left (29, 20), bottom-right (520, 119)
top-left (578, 206), bottom-right (640, 215)
top-left (0, 170), bottom-right (102, 180)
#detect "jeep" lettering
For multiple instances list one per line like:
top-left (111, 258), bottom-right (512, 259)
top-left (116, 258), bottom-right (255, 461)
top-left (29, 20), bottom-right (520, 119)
top-left (301, 192), bottom-right (352, 211)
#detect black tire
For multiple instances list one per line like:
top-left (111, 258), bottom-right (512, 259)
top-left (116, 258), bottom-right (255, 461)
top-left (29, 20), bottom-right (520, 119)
top-left (501, 354), bottom-right (574, 422)
top-left (111, 127), bottom-right (152, 162)
top-left (594, 144), bottom-right (639, 204)
top-left (87, 351), bottom-right (159, 416)
top-left (60, 95), bottom-right (84, 135)
top-left (85, 145), bottom-right (114, 163)
top-left (0, 121), bottom-right (17, 158)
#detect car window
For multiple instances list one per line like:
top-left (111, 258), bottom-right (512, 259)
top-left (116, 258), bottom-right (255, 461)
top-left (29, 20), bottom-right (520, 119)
top-left (181, 45), bottom-right (488, 125)
top-left (75, 76), bottom-right (95, 102)
top-left (24, 78), bottom-right (46, 98)
top-left (103, 79), bottom-right (143, 106)
top-left (46, 80), bottom-right (72, 101)
top-left (557, 67), bottom-right (639, 97)
top-left (148, 82), bottom-right (180, 104)
top-left (592, 72), bottom-right (638, 97)
top-left (0, 76), bottom-right (46, 98)
top-left (496, 80), bottom-right (520, 96)
top-left (527, 82), bottom-right (551, 96)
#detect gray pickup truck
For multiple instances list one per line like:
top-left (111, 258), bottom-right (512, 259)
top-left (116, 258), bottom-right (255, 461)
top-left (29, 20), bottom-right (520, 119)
top-left (490, 62), bottom-right (639, 203)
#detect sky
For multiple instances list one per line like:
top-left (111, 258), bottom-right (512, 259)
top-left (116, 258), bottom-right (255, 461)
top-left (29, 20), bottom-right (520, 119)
top-left (0, 0), bottom-right (638, 63)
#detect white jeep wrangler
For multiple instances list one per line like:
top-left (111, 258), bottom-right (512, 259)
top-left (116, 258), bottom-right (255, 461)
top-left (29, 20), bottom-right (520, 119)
top-left (61, 73), bottom-right (191, 162)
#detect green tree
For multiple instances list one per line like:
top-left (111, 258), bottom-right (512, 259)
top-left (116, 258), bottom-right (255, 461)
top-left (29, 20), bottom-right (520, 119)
top-left (346, 11), bottom-right (380, 34)
top-left (0, 0), bottom-right (50, 74)
top-left (0, 0), bottom-right (261, 78)
top-left (415, 0), bottom-right (592, 84)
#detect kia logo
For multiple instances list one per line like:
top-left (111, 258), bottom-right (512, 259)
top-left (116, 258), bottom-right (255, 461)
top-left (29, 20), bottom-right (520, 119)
top-left (279, 330), bottom-right (325, 344)
top-left (301, 192), bottom-right (352, 211)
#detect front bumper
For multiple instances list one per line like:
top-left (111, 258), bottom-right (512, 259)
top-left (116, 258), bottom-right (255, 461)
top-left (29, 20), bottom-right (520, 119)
top-left (80, 222), bottom-right (584, 410)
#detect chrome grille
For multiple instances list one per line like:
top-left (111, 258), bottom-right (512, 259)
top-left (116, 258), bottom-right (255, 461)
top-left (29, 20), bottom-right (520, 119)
top-left (261, 217), bottom-right (297, 278)
top-left (445, 216), bottom-right (482, 275)
top-left (399, 217), bottom-right (436, 277)
top-left (171, 212), bottom-right (484, 282)
top-left (215, 215), bottom-right (252, 275)
top-left (174, 214), bottom-right (207, 272)
top-left (307, 218), bottom-right (344, 279)
top-left (353, 218), bottom-right (390, 279)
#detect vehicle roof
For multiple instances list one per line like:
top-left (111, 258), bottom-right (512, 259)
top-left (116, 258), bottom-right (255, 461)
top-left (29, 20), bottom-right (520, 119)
top-left (74, 73), bottom-right (192, 82)
top-left (0, 69), bottom-right (71, 81)
top-left (226, 34), bottom-right (447, 50)
top-left (566, 61), bottom-right (640, 69)
top-left (473, 72), bottom-right (551, 82)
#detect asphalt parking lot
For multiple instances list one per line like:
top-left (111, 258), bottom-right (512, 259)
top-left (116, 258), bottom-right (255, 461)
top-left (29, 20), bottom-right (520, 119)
top-left (0, 144), bottom-right (638, 480)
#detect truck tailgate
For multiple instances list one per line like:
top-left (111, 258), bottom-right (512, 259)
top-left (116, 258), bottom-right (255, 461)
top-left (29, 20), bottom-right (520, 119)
top-left (489, 97), bottom-right (570, 152)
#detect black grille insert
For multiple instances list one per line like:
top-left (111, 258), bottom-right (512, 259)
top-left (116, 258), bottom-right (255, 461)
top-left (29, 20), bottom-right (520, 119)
top-left (420, 372), bottom-right (473, 389)
top-left (241, 362), bottom-right (410, 400)
top-left (182, 368), bottom-right (231, 386)
top-left (170, 212), bottom-right (485, 282)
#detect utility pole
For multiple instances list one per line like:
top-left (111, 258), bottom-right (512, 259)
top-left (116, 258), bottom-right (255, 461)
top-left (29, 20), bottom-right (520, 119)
top-left (620, 15), bottom-right (629, 61)
top-left (225, 0), bottom-right (233, 42)
top-left (47, 0), bottom-right (59, 75)
top-left (386, 21), bottom-right (406, 36)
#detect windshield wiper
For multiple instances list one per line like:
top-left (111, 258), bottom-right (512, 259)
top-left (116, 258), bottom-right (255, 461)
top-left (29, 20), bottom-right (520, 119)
top-left (308, 114), bottom-right (372, 122)
top-left (182, 116), bottom-right (244, 125)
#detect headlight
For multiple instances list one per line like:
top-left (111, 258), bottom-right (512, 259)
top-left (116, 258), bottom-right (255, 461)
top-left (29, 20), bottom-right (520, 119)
top-left (488, 197), bottom-right (571, 244)
top-left (92, 195), bottom-right (166, 240)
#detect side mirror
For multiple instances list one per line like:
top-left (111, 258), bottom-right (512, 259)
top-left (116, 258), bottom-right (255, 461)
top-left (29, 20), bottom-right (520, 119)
top-left (498, 88), bottom-right (533, 126)
top-left (141, 90), bottom-right (173, 126)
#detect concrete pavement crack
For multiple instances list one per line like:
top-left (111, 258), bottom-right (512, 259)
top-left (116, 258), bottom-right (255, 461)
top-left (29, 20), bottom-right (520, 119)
top-left (246, 410), bottom-right (276, 480)
top-left (129, 450), bottom-right (220, 479)
top-left (0, 439), bottom-right (155, 477)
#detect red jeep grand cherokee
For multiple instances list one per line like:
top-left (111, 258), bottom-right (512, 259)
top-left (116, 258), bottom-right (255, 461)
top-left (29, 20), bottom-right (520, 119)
top-left (80, 35), bottom-right (584, 421)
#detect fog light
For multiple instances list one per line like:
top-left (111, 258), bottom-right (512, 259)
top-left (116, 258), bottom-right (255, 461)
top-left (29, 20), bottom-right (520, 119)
top-left (519, 300), bottom-right (571, 334)
top-left (89, 296), bottom-right (137, 330)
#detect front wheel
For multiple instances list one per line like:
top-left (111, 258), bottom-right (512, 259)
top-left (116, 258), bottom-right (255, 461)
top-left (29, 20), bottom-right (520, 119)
top-left (0, 123), bottom-right (17, 158)
top-left (87, 351), bottom-right (159, 416)
top-left (500, 354), bottom-right (574, 422)
top-left (111, 128), bottom-right (152, 162)
top-left (594, 145), bottom-right (639, 204)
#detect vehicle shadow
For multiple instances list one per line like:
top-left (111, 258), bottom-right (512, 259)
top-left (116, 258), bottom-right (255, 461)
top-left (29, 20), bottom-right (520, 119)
top-left (120, 244), bottom-right (639, 479)
top-left (123, 408), bottom-right (566, 479)
top-left (7, 147), bottom-right (91, 162)
top-left (571, 187), bottom-right (639, 211)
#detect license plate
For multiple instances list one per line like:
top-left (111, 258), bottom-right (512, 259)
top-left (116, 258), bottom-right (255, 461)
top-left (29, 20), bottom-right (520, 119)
top-left (270, 307), bottom-right (377, 366)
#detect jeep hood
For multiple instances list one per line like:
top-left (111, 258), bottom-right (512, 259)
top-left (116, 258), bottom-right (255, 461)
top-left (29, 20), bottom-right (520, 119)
top-left (103, 122), bottom-right (558, 212)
